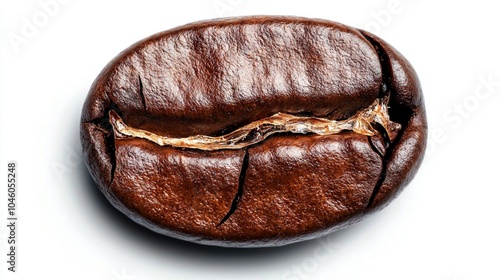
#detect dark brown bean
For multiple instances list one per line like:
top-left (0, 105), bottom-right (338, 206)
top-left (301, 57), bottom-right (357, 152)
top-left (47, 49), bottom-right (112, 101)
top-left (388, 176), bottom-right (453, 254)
top-left (80, 16), bottom-right (427, 247)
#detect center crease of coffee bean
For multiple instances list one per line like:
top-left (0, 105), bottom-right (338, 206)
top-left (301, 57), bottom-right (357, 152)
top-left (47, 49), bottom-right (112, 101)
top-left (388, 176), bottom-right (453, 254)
top-left (109, 96), bottom-right (401, 151)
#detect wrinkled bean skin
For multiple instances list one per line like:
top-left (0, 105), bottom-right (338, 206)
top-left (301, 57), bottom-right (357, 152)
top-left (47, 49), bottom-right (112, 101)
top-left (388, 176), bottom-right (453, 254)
top-left (80, 16), bottom-right (427, 247)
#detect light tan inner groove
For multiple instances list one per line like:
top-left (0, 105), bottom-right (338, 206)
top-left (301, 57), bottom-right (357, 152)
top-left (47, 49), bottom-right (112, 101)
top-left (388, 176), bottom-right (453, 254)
top-left (109, 96), bottom-right (401, 151)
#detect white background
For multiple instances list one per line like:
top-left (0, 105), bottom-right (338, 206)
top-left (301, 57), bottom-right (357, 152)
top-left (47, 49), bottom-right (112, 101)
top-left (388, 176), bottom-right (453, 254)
top-left (1, 0), bottom-right (499, 279)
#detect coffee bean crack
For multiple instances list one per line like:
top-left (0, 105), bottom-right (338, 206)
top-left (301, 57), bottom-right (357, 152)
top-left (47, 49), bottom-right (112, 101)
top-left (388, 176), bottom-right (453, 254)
top-left (217, 149), bottom-right (249, 227)
top-left (85, 99), bottom-right (122, 187)
top-left (108, 97), bottom-right (401, 151)
top-left (362, 32), bottom-right (414, 209)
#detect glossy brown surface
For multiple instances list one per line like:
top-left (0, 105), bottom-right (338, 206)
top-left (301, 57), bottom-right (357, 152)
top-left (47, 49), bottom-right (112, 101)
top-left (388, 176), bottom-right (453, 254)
top-left (80, 16), bottom-right (427, 247)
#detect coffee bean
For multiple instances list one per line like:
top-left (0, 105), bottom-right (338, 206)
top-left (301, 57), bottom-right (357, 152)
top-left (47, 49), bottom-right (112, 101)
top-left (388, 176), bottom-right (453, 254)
top-left (80, 16), bottom-right (427, 247)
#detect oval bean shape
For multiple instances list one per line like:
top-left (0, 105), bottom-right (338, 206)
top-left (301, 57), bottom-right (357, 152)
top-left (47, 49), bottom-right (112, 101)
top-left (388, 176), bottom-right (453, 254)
top-left (80, 16), bottom-right (427, 247)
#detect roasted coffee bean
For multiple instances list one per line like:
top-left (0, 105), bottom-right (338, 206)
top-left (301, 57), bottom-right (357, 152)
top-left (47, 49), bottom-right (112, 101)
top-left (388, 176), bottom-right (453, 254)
top-left (80, 16), bottom-right (427, 247)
